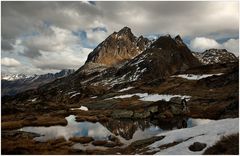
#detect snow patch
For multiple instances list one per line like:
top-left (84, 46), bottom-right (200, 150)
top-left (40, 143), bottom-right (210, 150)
top-left (119, 87), bottom-right (134, 92)
top-left (147, 118), bottom-right (239, 155)
top-left (171, 73), bottom-right (223, 80)
top-left (106, 93), bottom-right (191, 102)
top-left (70, 106), bottom-right (88, 111)
top-left (67, 91), bottom-right (77, 95)
top-left (70, 93), bottom-right (80, 98)
top-left (28, 98), bottom-right (37, 102)
top-left (141, 94), bottom-right (191, 102)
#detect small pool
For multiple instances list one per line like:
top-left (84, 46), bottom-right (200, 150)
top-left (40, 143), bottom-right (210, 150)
top-left (19, 115), bottom-right (213, 149)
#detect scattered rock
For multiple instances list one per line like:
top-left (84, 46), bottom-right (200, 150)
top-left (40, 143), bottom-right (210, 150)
top-left (48, 137), bottom-right (66, 145)
top-left (112, 110), bottom-right (133, 118)
top-left (130, 136), bottom-right (165, 148)
top-left (133, 110), bottom-right (150, 119)
top-left (75, 115), bottom-right (98, 122)
top-left (92, 140), bottom-right (108, 146)
top-left (188, 142), bottom-right (207, 151)
top-left (148, 106), bottom-right (158, 113)
top-left (104, 141), bottom-right (117, 147)
top-left (69, 136), bottom-right (94, 144)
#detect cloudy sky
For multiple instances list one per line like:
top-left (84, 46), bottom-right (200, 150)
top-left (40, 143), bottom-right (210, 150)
top-left (1, 1), bottom-right (239, 75)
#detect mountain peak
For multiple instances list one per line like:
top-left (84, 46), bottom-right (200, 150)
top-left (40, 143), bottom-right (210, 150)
top-left (118, 26), bottom-right (132, 34)
top-left (84, 27), bottom-right (150, 68)
top-left (150, 35), bottom-right (177, 49)
top-left (174, 35), bottom-right (185, 46)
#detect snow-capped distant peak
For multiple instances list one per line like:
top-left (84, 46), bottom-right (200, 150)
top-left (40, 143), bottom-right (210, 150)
top-left (1, 73), bottom-right (30, 81)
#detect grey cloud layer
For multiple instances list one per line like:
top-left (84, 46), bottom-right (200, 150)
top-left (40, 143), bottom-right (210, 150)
top-left (1, 1), bottom-right (239, 74)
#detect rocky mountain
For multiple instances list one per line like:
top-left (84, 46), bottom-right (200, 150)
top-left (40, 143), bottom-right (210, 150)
top-left (79, 34), bottom-right (201, 88)
top-left (80, 27), bottom-right (150, 75)
top-left (86, 27), bottom-right (150, 66)
top-left (1, 69), bottom-right (75, 96)
top-left (192, 49), bottom-right (238, 64)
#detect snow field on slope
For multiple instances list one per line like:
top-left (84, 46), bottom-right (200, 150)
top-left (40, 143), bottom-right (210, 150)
top-left (147, 118), bottom-right (238, 155)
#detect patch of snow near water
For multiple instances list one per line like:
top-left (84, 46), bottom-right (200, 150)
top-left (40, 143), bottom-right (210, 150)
top-left (171, 73), bottom-right (223, 80)
top-left (107, 93), bottom-right (191, 102)
top-left (118, 87), bottom-right (134, 92)
top-left (148, 118), bottom-right (239, 155)
top-left (70, 106), bottom-right (88, 111)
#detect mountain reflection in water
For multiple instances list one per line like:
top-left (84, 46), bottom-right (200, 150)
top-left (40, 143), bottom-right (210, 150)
top-left (20, 115), bottom-right (200, 144)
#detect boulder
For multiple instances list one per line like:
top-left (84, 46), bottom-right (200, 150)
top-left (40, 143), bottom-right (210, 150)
top-left (188, 142), bottom-right (207, 151)
top-left (170, 105), bottom-right (182, 115)
top-left (133, 109), bottom-right (150, 119)
top-left (112, 110), bottom-right (133, 118)
top-left (69, 136), bottom-right (93, 144)
top-left (92, 140), bottom-right (108, 146)
top-left (148, 106), bottom-right (158, 113)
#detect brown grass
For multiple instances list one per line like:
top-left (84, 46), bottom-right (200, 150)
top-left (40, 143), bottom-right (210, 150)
top-left (203, 133), bottom-right (239, 155)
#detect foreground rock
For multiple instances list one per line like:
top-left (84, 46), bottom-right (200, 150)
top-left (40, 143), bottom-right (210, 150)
top-left (188, 142), bottom-right (207, 151)
top-left (69, 136), bottom-right (94, 144)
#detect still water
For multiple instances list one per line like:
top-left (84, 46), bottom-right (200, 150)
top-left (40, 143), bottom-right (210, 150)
top-left (19, 115), bottom-right (212, 148)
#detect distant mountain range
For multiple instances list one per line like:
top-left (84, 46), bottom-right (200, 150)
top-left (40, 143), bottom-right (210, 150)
top-left (192, 49), bottom-right (238, 65)
top-left (1, 69), bottom-right (75, 96)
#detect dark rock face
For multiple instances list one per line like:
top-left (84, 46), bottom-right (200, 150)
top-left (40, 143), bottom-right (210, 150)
top-left (115, 35), bottom-right (201, 81)
top-left (192, 49), bottom-right (238, 65)
top-left (188, 142), bottom-right (207, 151)
top-left (85, 26), bottom-right (150, 67)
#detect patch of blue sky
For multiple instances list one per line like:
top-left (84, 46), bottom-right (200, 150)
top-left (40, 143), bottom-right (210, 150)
top-left (92, 27), bottom-right (107, 32)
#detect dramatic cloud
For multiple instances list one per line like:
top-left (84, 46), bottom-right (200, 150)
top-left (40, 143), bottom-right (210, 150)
top-left (21, 25), bottom-right (80, 58)
top-left (190, 37), bottom-right (221, 52)
top-left (190, 37), bottom-right (239, 56)
top-left (1, 1), bottom-right (239, 74)
top-left (86, 28), bottom-right (108, 46)
top-left (1, 57), bottom-right (21, 67)
top-left (32, 47), bottom-right (92, 70)
top-left (222, 39), bottom-right (239, 56)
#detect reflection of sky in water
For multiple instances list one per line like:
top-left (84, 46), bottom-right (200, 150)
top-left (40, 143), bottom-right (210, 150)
top-left (20, 115), bottom-right (111, 142)
top-left (187, 118), bottom-right (213, 128)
